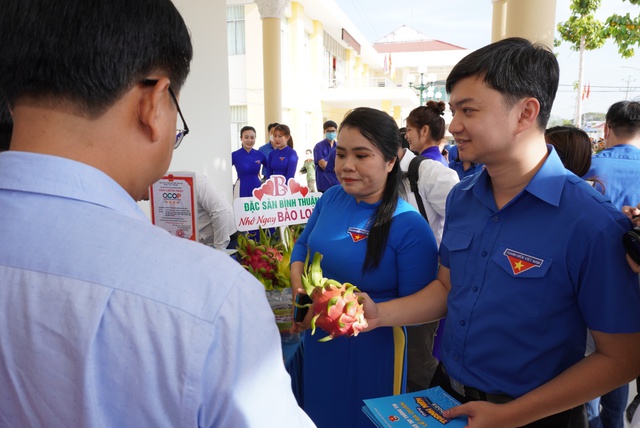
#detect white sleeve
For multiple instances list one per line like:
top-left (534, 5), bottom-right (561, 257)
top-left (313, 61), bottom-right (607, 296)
top-left (418, 161), bottom-right (459, 217)
top-left (196, 174), bottom-right (236, 249)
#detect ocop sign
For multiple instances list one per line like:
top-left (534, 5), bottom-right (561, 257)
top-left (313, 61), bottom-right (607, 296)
top-left (233, 175), bottom-right (322, 231)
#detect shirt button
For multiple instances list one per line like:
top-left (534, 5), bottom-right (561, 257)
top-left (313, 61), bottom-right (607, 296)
top-left (481, 251), bottom-right (487, 257)
top-left (459, 320), bottom-right (466, 326)
top-left (472, 286), bottom-right (478, 292)
top-left (493, 216), bottom-right (499, 222)
top-left (452, 354), bottom-right (459, 361)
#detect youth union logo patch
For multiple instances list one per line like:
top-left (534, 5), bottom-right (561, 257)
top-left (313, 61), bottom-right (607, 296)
top-left (503, 248), bottom-right (544, 275)
top-left (347, 227), bottom-right (369, 242)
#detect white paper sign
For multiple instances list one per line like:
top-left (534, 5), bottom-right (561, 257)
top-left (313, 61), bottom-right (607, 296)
top-left (233, 175), bottom-right (321, 231)
top-left (150, 172), bottom-right (197, 241)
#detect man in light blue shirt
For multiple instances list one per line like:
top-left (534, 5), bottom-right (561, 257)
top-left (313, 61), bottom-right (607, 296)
top-left (585, 100), bottom-right (640, 210)
top-left (0, 1), bottom-right (314, 427)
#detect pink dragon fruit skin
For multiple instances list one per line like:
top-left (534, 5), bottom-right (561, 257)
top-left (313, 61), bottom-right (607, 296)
top-left (297, 252), bottom-right (368, 342)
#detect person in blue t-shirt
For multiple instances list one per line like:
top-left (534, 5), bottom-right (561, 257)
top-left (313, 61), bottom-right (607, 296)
top-left (265, 123), bottom-right (298, 181)
top-left (257, 122), bottom-right (279, 159)
top-left (361, 37), bottom-right (640, 428)
top-left (448, 154), bottom-right (483, 180)
top-left (585, 100), bottom-right (640, 210)
top-left (313, 120), bottom-right (340, 192)
top-left (405, 101), bottom-right (448, 166)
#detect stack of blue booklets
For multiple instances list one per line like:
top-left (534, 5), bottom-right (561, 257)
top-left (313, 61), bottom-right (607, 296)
top-left (362, 386), bottom-right (468, 427)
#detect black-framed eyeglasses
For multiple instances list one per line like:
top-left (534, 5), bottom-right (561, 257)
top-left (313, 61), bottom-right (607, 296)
top-left (142, 79), bottom-right (189, 149)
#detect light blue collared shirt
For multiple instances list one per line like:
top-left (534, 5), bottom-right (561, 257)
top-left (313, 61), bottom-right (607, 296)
top-left (0, 151), bottom-right (314, 427)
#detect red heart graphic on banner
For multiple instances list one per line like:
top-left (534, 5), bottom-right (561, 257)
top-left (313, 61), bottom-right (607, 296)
top-left (263, 180), bottom-right (275, 196)
top-left (289, 180), bottom-right (301, 194)
top-left (253, 188), bottom-right (264, 200)
top-left (300, 187), bottom-right (308, 197)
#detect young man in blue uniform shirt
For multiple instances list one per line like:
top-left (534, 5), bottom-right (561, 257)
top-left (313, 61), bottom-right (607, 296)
top-left (313, 120), bottom-right (340, 192)
top-left (363, 37), bottom-right (640, 427)
top-left (585, 100), bottom-right (640, 210)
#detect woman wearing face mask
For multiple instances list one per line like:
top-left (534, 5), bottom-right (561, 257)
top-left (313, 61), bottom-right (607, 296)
top-left (290, 107), bottom-right (438, 428)
top-left (231, 126), bottom-right (267, 198)
top-left (265, 124), bottom-right (298, 181)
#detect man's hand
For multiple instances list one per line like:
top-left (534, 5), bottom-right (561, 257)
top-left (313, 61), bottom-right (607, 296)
top-left (443, 401), bottom-right (519, 428)
top-left (622, 203), bottom-right (640, 226)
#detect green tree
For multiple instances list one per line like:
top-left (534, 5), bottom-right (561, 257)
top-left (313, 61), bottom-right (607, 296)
top-left (556, 0), bottom-right (640, 127)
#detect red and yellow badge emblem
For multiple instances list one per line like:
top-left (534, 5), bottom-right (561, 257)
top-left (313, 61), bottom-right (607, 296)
top-left (503, 248), bottom-right (544, 275)
top-left (347, 227), bottom-right (369, 242)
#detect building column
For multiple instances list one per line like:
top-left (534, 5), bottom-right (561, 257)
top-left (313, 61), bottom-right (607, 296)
top-left (255, 0), bottom-right (289, 132)
top-left (491, 0), bottom-right (507, 43)
top-left (393, 105), bottom-right (402, 126)
top-left (496, 0), bottom-right (557, 48)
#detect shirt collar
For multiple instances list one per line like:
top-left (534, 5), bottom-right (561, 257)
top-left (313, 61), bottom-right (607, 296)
top-left (471, 144), bottom-right (566, 209)
top-left (0, 151), bottom-right (148, 221)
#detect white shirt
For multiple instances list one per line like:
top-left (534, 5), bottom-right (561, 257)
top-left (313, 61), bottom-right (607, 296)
top-left (399, 148), bottom-right (460, 246)
top-left (0, 151), bottom-right (314, 428)
top-left (195, 172), bottom-right (236, 249)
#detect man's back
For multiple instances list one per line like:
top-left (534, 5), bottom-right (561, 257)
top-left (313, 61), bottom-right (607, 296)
top-left (588, 143), bottom-right (640, 209)
top-left (0, 152), bottom-right (312, 427)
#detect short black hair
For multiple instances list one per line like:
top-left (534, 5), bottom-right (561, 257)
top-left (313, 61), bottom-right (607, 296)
top-left (240, 126), bottom-right (256, 137)
top-left (0, 100), bottom-right (11, 152)
top-left (606, 101), bottom-right (640, 139)
top-left (323, 120), bottom-right (338, 130)
top-left (446, 37), bottom-right (558, 130)
top-left (0, 0), bottom-right (193, 117)
top-left (267, 123), bottom-right (280, 132)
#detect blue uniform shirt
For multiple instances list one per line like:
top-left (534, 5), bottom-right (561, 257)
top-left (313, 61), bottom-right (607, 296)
top-left (232, 148), bottom-right (266, 197)
top-left (266, 145), bottom-right (298, 181)
top-left (421, 146), bottom-right (448, 166)
top-left (258, 142), bottom-right (274, 158)
top-left (313, 139), bottom-right (339, 191)
top-left (585, 144), bottom-right (640, 210)
top-left (448, 145), bottom-right (458, 164)
top-left (439, 146), bottom-right (640, 398)
top-left (448, 158), bottom-right (484, 180)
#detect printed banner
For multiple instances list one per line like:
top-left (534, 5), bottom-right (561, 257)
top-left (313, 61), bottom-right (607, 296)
top-left (233, 175), bottom-right (322, 231)
top-left (150, 172), bottom-right (197, 241)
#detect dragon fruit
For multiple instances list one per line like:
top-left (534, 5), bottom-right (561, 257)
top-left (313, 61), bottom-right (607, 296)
top-left (296, 252), bottom-right (368, 342)
top-left (236, 228), bottom-right (285, 291)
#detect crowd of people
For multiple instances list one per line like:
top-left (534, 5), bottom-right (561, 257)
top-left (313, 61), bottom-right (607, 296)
top-left (1, 2), bottom-right (639, 428)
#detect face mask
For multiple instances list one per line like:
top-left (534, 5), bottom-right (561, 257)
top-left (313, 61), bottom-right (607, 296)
top-left (326, 132), bottom-right (337, 141)
top-left (269, 135), bottom-right (274, 142)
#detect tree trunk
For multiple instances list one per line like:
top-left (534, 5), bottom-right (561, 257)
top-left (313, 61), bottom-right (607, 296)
top-left (574, 35), bottom-right (586, 127)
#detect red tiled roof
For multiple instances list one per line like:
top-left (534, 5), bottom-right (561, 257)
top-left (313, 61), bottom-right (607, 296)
top-left (373, 40), bottom-right (466, 53)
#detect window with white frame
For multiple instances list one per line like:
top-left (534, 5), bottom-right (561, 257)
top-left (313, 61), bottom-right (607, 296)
top-left (227, 6), bottom-right (245, 55)
top-left (229, 105), bottom-right (247, 152)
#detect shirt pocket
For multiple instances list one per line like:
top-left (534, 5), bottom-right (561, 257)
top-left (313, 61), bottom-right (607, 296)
top-left (483, 244), bottom-right (552, 318)
top-left (441, 228), bottom-right (474, 287)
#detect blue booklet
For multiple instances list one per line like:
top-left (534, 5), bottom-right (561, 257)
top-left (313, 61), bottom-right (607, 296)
top-left (362, 386), bottom-right (467, 427)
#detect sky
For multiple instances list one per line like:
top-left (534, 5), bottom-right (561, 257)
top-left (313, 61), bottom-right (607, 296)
top-left (335, 0), bottom-right (640, 121)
